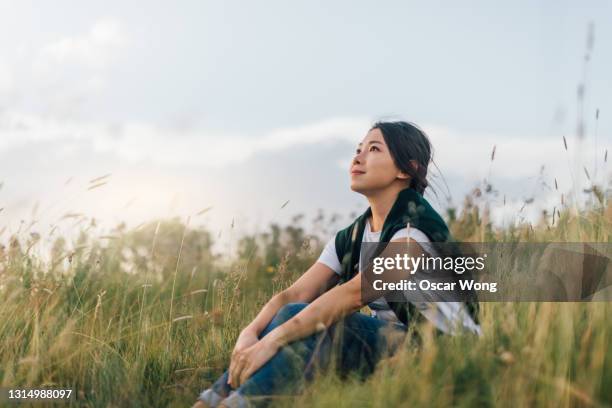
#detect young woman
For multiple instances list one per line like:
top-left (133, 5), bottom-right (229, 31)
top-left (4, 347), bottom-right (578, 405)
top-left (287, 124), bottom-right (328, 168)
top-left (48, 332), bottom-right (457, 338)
top-left (193, 121), bottom-right (481, 408)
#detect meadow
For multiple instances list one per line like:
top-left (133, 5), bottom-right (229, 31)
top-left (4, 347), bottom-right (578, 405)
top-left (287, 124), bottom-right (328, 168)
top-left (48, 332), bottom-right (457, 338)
top-left (0, 185), bottom-right (610, 407)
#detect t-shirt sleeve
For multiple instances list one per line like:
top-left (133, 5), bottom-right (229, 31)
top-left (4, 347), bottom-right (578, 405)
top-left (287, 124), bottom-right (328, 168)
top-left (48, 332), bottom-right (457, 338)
top-left (390, 227), bottom-right (438, 256)
top-left (316, 236), bottom-right (343, 275)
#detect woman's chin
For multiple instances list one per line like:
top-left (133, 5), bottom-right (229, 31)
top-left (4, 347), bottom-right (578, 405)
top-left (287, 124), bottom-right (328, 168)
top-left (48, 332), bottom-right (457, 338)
top-left (350, 182), bottom-right (366, 193)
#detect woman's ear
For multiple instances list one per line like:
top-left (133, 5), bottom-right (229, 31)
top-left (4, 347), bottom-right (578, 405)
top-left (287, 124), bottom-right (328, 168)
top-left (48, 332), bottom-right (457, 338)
top-left (397, 170), bottom-right (410, 180)
top-left (397, 160), bottom-right (419, 180)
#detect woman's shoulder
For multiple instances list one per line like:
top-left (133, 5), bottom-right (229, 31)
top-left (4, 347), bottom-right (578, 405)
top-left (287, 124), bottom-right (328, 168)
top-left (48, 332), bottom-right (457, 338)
top-left (391, 226), bottom-right (439, 256)
top-left (391, 226), bottom-right (431, 242)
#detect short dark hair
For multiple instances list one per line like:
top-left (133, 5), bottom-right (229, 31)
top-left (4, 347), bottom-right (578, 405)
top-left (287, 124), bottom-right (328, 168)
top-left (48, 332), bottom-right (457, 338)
top-left (370, 121), bottom-right (433, 195)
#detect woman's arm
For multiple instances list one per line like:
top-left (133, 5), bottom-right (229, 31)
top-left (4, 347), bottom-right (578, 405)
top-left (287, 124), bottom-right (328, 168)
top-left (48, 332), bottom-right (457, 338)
top-left (230, 238), bottom-right (427, 386)
top-left (227, 262), bottom-right (339, 386)
top-left (239, 261), bottom-right (340, 337)
top-left (263, 238), bottom-right (427, 347)
top-left (262, 270), bottom-right (362, 347)
top-left (228, 272), bottom-right (362, 387)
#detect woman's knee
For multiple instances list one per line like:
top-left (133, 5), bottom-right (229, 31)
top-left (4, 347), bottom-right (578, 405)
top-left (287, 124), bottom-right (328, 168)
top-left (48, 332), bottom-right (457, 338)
top-left (276, 302), bottom-right (308, 322)
top-left (260, 303), bottom-right (308, 338)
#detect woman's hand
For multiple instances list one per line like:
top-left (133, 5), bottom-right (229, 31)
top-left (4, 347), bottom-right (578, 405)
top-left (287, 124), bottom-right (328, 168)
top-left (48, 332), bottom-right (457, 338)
top-left (226, 329), bottom-right (259, 387)
top-left (233, 329), bottom-right (259, 355)
top-left (227, 336), bottom-right (281, 388)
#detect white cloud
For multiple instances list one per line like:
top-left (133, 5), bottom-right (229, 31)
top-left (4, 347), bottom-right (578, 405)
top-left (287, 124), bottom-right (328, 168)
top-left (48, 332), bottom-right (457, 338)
top-left (425, 125), bottom-right (564, 179)
top-left (0, 108), bottom-right (606, 195)
top-left (0, 108), bottom-right (606, 254)
top-left (0, 62), bottom-right (12, 93)
top-left (0, 110), bottom-right (370, 167)
top-left (38, 18), bottom-right (128, 69)
top-left (21, 18), bottom-right (129, 111)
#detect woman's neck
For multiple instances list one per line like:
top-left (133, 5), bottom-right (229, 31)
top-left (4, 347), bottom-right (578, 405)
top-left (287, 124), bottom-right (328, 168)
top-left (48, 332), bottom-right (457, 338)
top-left (366, 186), bottom-right (405, 232)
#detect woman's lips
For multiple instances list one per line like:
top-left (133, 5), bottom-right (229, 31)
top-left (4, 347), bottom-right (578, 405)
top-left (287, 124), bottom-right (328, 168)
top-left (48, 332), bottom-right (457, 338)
top-left (351, 171), bottom-right (365, 176)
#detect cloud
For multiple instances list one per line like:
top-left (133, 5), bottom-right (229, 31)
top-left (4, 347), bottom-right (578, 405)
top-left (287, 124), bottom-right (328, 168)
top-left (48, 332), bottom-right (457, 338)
top-left (0, 110), bottom-right (371, 167)
top-left (0, 109), bottom-right (606, 255)
top-left (16, 18), bottom-right (130, 115)
top-left (38, 18), bottom-right (128, 69)
top-left (0, 108), bottom-right (605, 195)
top-left (0, 62), bottom-right (12, 94)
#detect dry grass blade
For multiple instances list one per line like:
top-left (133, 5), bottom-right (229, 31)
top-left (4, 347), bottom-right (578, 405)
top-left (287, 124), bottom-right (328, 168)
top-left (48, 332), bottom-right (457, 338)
top-left (70, 331), bottom-right (129, 365)
top-left (591, 185), bottom-right (604, 205)
top-left (563, 136), bottom-right (568, 151)
top-left (172, 315), bottom-right (193, 323)
top-left (280, 200), bottom-right (290, 209)
top-left (583, 167), bottom-right (591, 181)
top-left (87, 181), bottom-right (108, 190)
top-left (60, 212), bottom-right (83, 220)
top-left (196, 206), bottom-right (213, 216)
top-left (538, 375), bottom-right (595, 406)
top-left (174, 368), bottom-right (196, 373)
top-left (167, 216), bottom-right (190, 350)
top-left (89, 173), bottom-right (112, 184)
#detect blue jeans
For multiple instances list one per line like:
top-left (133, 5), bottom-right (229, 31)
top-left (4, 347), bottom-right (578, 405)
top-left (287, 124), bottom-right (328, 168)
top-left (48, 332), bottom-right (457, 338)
top-left (200, 302), bottom-right (407, 406)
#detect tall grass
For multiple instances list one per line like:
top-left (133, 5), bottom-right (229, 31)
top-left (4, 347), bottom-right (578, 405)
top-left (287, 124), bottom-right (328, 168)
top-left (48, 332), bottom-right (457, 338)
top-left (0, 188), bottom-right (610, 407)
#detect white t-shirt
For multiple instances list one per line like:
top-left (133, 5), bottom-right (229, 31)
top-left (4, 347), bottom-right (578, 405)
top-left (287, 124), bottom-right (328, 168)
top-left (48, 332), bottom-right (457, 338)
top-left (317, 219), bottom-right (482, 336)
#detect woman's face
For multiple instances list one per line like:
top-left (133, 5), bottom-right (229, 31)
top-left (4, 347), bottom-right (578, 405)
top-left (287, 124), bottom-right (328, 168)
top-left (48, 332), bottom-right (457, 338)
top-left (349, 128), bottom-right (408, 194)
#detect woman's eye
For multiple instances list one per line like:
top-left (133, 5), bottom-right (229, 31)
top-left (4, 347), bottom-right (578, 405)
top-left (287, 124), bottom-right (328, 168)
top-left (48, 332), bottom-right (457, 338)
top-left (355, 148), bottom-right (361, 154)
top-left (369, 146), bottom-right (379, 151)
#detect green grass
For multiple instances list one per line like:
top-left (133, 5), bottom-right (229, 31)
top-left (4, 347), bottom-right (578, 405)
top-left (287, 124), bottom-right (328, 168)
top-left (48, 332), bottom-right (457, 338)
top-left (0, 195), bottom-right (610, 407)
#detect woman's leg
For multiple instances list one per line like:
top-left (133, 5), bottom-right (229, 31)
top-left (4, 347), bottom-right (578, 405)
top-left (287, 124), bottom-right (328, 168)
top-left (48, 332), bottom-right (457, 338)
top-left (199, 303), bottom-right (407, 406)
top-left (227, 304), bottom-right (407, 406)
top-left (333, 311), bottom-right (407, 379)
top-left (198, 303), bottom-right (318, 406)
top-left (228, 303), bottom-right (329, 397)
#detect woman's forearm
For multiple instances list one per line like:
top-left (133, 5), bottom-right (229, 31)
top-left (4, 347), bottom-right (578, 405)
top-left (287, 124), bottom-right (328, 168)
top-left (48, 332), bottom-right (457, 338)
top-left (263, 278), bottom-right (362, 348)
top-left (241, 289), bottom-right (297, 336)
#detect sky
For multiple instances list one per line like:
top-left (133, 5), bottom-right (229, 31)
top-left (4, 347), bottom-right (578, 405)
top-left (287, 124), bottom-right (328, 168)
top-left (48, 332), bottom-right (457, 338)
top-left (0, 0), bottom-right (610, 255)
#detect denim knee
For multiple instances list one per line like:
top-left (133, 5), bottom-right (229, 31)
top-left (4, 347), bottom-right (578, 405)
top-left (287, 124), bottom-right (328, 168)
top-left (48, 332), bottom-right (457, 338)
top-left (259, 303), bottom-right (309, 339)
top-left (276, 302), bottom-right (308, 323)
